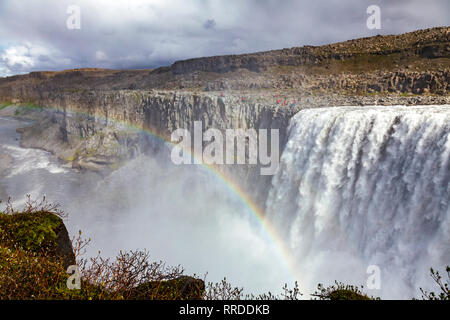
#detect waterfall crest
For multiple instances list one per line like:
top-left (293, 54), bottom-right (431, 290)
top-left (267, 105), bottom-right (450, 298)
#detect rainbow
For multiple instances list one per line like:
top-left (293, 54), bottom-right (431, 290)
top-left (12, 103), bottom-right (300, 281)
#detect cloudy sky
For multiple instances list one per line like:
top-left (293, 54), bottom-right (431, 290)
top-left (0, 0), bottom-right (448, 77)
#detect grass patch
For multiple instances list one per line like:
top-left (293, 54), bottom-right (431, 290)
top-left (66, 150), bottom-right (79, 162)
top-left (0, 101), bottom-right (13, 110)
top-left (13, 102), bottom-right (43, 116)
top-left (134, 91), bottom-right (142, 101)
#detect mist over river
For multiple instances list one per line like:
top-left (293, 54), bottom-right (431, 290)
top-left (0, 116), bottom-right (293, 296)
top-left (0, 105), bottom-right (449, 299)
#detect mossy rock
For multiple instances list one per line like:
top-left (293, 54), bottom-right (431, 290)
top-left (128, 276), bottom-right (205, 300)
top-left (327, 289), bottom-right (371, 300)
top-left (0, 101), bottom-right (13, 110)
top-left (0, 211), bottom-right (75, 268)
top-left (314, 282), bottom-right (374, 300)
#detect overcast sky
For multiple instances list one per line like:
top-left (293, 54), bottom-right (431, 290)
top-left (0, 0), bottom-right (448, 77)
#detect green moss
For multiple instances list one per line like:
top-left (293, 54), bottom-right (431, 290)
top-left (66, 150), bottom-right (79, 162)
top-left (0, 101), bottom-right (13, 110)
top-left (0, 244), bottom-right (70, 299)
top-left (134, 91), bottom-right (142, 101)
top-left (0, 211), bottom-right (62, 254)
top-left (0, 210), bottom-right (76, 299)
top-left (327, 289), bottom-right (371, 300)
top-left (313, 282), bottom-right (376, 300)
top-left (12, 103), bottom-right (43, 116)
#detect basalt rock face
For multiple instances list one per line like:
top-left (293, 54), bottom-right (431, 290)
top-left (172, 27), bottom-right (449, 75)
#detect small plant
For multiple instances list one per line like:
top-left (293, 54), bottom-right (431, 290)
top-left (76, 249), bottom-right (189, 299)
top-left (205, 277), bottom-right (244, 300)
top-left (311, 281), bottom-right (374, 300)
top-left (1, 195), bottom-right (66, 218)
top-left (420, 266), bottom-right (450, 300)
top-left (204, 279), bottom-right (303, 300)
top-left (12, 103), bottom-right (43, 116)
top-left (0, 101), bottom-right (13, 110)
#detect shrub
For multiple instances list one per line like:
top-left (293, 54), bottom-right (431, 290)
top-left (420, 266), bottom-right (449, 300)
top-left (0, 197), bottom-right (202, 300)
top-left (311, 281), bottom-right (374, 300)
top-left (1, 196), bottom-right (447, 301)
top-left (76, 248), bottom-right (192, 300)
top-left (0, 244), bottom-right (70, 299)
top-left (0, 101), bottom-right (13, 110)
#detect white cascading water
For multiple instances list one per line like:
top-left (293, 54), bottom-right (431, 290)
top-left (266, 105), bottom-right (450, 299)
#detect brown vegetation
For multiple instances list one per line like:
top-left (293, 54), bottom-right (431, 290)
top-left (0, 197), bottom-right (448, 300)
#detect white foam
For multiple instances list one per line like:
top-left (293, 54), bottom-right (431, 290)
top-left (4, 145), bottom-right (67, 177)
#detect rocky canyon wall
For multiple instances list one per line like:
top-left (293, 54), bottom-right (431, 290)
top-left (2, 90), bottom-right (299, 210)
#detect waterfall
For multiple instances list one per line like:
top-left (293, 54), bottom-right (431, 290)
top-left (266, 105), bottom-right (450, 298)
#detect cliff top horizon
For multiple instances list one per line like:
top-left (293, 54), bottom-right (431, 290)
top-left (2, 26), bottom-right (449, 76)
top-left (0, 26), bottom-right (448, 97)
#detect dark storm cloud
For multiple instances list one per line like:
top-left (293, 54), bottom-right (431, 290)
top-left (0, 0), bottom-right (448, 76)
